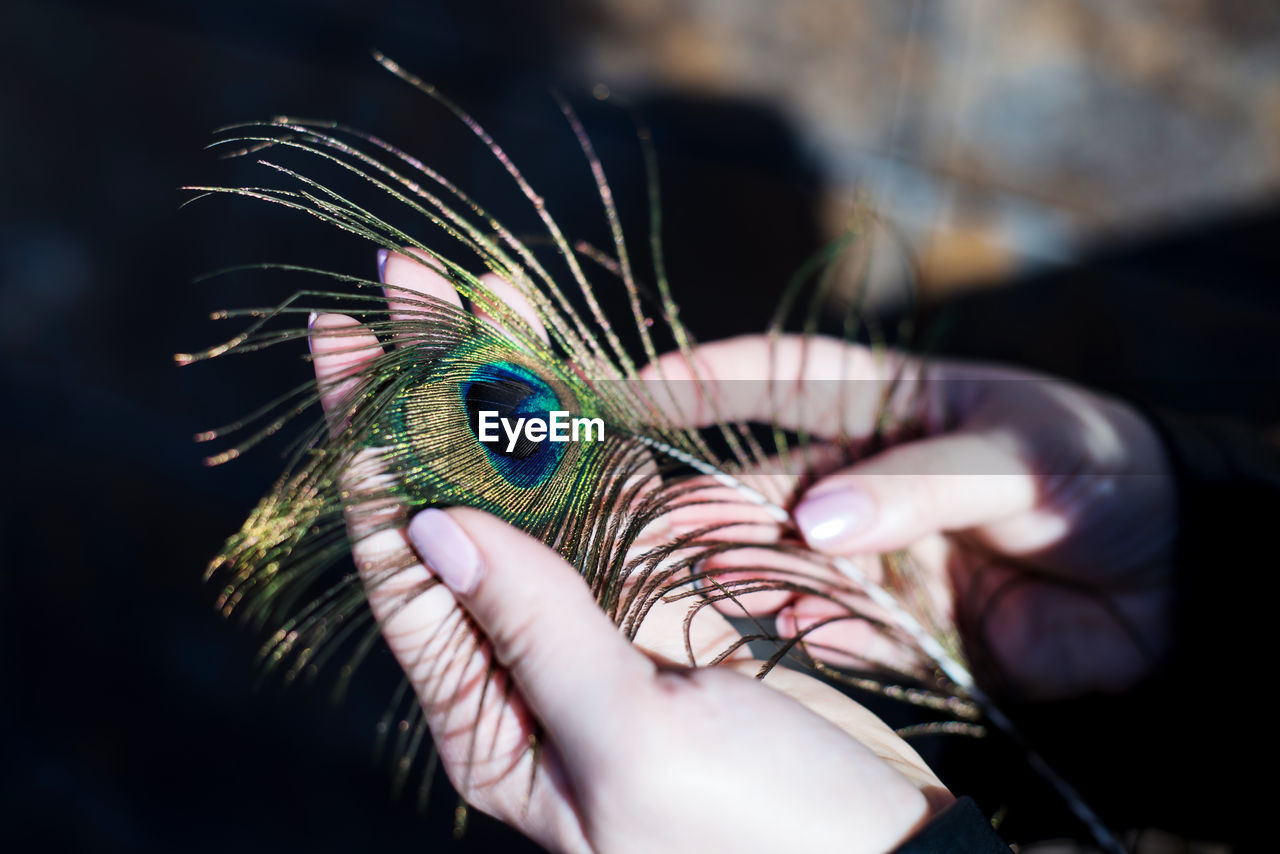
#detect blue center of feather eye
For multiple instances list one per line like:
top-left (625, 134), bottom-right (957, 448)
top-left (461, 361), bottom-right (568, 488)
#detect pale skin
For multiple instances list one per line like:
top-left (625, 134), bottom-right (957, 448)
top-left (309, 249), bottom-right (1177, 852)
top-left (643, 338), bottom-right (1177, 700)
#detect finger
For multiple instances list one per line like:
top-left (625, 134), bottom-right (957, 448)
top-left (468, 272), bottom-right (550, 345)
top-left (627, 572), bottom-right (757, 668)
top-left (794, 432), bottom-right (1038, 554)
top-left (757, 534), bottom-right (952, 671)
top-left (406, 507), bottom-right (653, 763)
top-left (347, 490), bottom-right (569, 839)
top-left (950, 555), bottom-right (1170, 700)
top-left (698, 571), bottom-right (795, 618)
top-left (378, 248), bottom-right (464, 340)
top-left (618, 481), bottom-right (782, 664)
top-left (663, 475), bottom-right (797, 540)
top-left (311, 303), bottom-right (462, 683)
top-left (338, 465), bottom-right (528, 806)
top-left (311, 312), bottom-right (479, 722)
top-left (658, 460), bottom-right (838, 618)
top-left (352, 521), bottom-right (472, 695)
top-left (308, 312), bottom-right (384, 425)
top-left (657, 476), bottom-right (799, 617)
top-left (638, 335), bottom-right (923, 439)
top-left (697, 546), bottom-right (850, 618)
top-left (775, 598), bottom-right (929, 674)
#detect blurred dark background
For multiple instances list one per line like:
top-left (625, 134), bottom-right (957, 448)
top-left (2, 1), bottom-right (1276, 851)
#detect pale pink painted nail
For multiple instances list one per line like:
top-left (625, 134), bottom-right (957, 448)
top-left (407, 509), bottom-right (482, 594)
top-left (376, 248), bottom-right (390, 283)
top-left (794, 487), bottom-right (876, 547)
top-left (306, 312), bottom-right (318, 352)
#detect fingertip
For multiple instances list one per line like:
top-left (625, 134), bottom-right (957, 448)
top-left (704, 579), bottom-right (793, 617)
top-left (695, 547), bottom-right (808, 617)
top-left (309, 312), bottom-right (377, 357)
top-left (308, 312), bottom-right (383, 417)
top-left (470, 272), bottom-right (550, 344)
top-left (407, 508), bottom-right (482, 595)
top-left (431, 507), bottom-right (593, 616)
top-left (382, 247), bottom-right (464, 310)
top-left (777, 603), bottom-right (923, 673)
top-left (794, 484), bottom-right (878, 553)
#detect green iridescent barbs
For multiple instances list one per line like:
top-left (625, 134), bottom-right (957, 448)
top-left (372, 330), bottom-right (615, 529)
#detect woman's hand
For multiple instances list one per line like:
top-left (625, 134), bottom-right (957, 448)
top-left (647, 337), bottom-right (1178, 700)
top-left (397, 506), bottom-right (935, 854)
top-left (306, 251), bottom-right (948, 853)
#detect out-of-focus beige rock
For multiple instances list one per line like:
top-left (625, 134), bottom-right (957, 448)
top-left (579, 0), bottom-right (1280, 298)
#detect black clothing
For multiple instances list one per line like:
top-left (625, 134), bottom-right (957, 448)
top-left (891, 797), bottom-right (1008, 852)
top-left (900, 411), bottom-right (1279, 849)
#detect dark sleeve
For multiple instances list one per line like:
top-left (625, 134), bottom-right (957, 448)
top-left (1141, 410), bottom-right (1280, 680)
top-left (1007, 408), bottom-right (1280, 846)
top-left (891, 797), bottom-right (1008, 853)
top-left (902, 413), bottom-right (1276, 849)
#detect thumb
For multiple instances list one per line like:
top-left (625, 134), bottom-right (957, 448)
top-left (793, 432), bottom-right (1037, 554)
top-left (406, 507), bottom-right (652, 756)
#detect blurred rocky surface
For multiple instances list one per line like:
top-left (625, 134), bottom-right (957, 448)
top-left (581, 0), bottom-right (1280, 299)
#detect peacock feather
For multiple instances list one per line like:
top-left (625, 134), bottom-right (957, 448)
top-left (179, 53), bottom-right (1124, 853)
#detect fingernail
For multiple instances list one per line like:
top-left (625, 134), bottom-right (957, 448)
top-left (376, 248), bottom-right (390, 283)
top-left (407, 509), bottom-right (482, 594)
top-left (306, 312), bottom-right (318, 353)
top-left (794, 487), bottom-right (876, 547)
